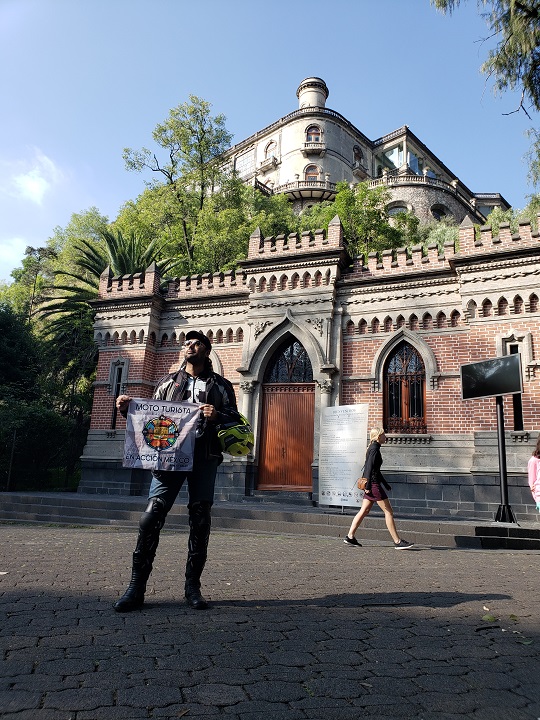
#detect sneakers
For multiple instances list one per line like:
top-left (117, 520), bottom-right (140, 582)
top-left (394, 539), bottom-right (414, 550)
top-left (343, 535), bottom-right (362, 547)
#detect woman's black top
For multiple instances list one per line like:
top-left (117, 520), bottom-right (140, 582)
top-left (363, 441), bottom-right (391, 493)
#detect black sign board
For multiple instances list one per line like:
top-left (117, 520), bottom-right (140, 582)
top-left (461, 355), bottom-right (523, 400)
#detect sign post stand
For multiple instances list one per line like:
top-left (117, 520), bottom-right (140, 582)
top-left (460, 355), bottom-right (523, 525)
top-left (494, 395), bottom-right (517, 524)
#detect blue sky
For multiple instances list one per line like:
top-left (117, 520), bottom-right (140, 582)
top-left (0, 0), bottom-right (536, 283)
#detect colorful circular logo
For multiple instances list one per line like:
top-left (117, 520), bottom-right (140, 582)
top-left (142, 415), bottom-right (180, 450)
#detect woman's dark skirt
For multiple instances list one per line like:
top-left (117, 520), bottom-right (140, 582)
top-left (364, 482), bottom-right (388, 502)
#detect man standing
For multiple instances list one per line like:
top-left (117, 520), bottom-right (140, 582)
top-left (113, 330), bottom-right (240, 612)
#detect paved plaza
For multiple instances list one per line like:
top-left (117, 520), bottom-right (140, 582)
top-left (0, 523), bottom-right (539, 720)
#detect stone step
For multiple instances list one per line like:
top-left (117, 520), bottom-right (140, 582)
top-left (0, 492), bottom-right (539, 550)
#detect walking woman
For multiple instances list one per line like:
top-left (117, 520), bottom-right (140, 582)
top-left (344, 427), bottom-right (413, 549)
top-left (527, 436), bottom-right (540, 512)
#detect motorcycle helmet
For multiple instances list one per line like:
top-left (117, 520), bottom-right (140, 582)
top-left (217, 413), bottom-right (254, 456)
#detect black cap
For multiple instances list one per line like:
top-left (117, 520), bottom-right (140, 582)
top-left (185, 330), bottom-right (212, 352)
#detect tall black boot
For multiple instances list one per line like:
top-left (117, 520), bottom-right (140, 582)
top-left (185, 501), bottom-right (212, 610)
top-left (113, 498), bottom-right (166, 612)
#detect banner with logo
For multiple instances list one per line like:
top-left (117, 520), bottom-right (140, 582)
top-left (123, 398), bottom-right (200, 471)
top-left (318, 404), bottom-right (369, 507)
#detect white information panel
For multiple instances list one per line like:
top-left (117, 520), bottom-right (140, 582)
top-left (318, 404), bottom-right (369, 507)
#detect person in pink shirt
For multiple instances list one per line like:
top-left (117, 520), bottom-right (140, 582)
top-left (527, 437), bottom-right (540, 512)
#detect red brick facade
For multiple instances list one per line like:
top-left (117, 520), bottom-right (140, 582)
top-left (80, 215), bottom-right (540, 521)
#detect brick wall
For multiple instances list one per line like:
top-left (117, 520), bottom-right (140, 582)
top-left (82, 214), bottom-right (540, 517)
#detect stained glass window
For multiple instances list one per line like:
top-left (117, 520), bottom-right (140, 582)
top-left (385, 341), bottom-right (426, 433)
top-left (264, 339), bottom-right (313, 383)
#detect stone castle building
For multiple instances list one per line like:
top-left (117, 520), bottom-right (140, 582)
top-left (80, 215), bottom-right (540, 521)
top-left (227, 77), bottom-right (509, 222)
top-left (79, 78), bottom-right (539, 521)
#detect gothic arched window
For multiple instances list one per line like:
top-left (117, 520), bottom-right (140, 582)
top-left (384, 341), bottom-right (427, 434)
top-left (265, 140), bottom-right (277, 159)
top-left (264, 339), bottom-right (313, 383)
top-left (306, 125), bottom-right (321, 142)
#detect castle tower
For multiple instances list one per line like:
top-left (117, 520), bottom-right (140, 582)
top-left (296, 77), bottom-right (329, 109)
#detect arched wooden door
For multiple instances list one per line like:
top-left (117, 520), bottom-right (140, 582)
top-left (258, 338), bottom-right (315, 491)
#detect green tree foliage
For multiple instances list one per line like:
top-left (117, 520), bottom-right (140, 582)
top-left (115, 177), bottom-right (299, 276)
top-left (300, 181), bottom-right (400, 257)
top-left (37, 227), bottom-right (182, 415)
top-left (49, 207), bottom-right (110, 273)
top-left (431, 0), bottom-right (540, 183)
top-left (417, 216), bottom-right (460, 252)
top-left (391, 211), bottom-right (422, 247)
top-left (483, 204), bottom-right (519, 233)
top-left (123, 96), bottom-right (233, 267)
top-left (5, 246), bottom-right (57, 320)
top-left (0, 305), bottom-right (85, 491)
top-left (474, 195), bottom-right (540, 236)
top-left (521, 191), bottom-right (540, 225)
top-left (0, 304), bottom-right (42, 400)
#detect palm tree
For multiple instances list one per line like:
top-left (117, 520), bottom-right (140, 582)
top-left (37, 229), bottom-right (180, 328)
top-left (34, 229), bottom-right (181, 420)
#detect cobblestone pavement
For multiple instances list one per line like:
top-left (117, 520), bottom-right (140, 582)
top-left (1, 524), bottom-right (539, 720)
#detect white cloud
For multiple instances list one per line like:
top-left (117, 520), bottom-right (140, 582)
top-left (3, 149), bottom-right (64, 206)
top-left (0, 237), bottom-right (28, 282)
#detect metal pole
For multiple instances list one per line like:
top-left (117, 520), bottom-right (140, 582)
top-left (494, 395), bottom-right (517, 523)
top-left (6, 428), bottom-right (16, 492)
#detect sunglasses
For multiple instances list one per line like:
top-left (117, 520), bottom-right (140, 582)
top-left (183, 339), bottom-right (204, 349)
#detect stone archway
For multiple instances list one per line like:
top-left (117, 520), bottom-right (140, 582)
top-left (257, 336), bottom-right (315, 490)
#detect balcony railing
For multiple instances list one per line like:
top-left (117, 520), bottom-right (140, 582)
top-left (259, 156), bottom-right (278, 172)
top-left (368, 173), bottom-right (479, 216)
top-left (272, 179), bottom-right (337, 199)
top-left (302, 142), bottom-right (326, 157)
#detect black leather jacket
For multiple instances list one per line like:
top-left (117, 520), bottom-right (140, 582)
top-left (363, 441), bottom-right (391, 493)
top-left (151, 367), bottom-right (240, 461)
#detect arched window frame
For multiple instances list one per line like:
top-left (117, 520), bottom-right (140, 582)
top-left (263, 338), bottom-right (314, 383)
top-left (353, 145), bottom-right (364, 166)
top-left (108, 357), bottom-right (130, 429)
top-left (370, 329), bottom-right (438, 395)
top-left (304, 164), bottom-right (320, 182)
top-left (306, 125), bottom-right (321, 143)
top-left (497, 297), bottom-right (509, 316)
top-left (265, 140), bottom-right (277, 159)
top-left (431, 203), bottom-right (452, 221)
top-left (383, 341), bottom-right (427, 434)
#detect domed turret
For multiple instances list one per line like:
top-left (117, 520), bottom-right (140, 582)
top-left (296, 77), bottom-right (329, 109)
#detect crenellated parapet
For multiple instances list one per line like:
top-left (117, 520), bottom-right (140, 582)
top-left (459, 215), bottom-right (540, 255)
top-left (96, 214), bottom-right (540, 300)
top-left (247, 215), bottom-right (344, 259)
top-left (348, 214), bottom-right (540, 279)
top-left (350, 240), bottom-right (457, 277)
top-left (98, 262), bottom-right (161, 298)
top-left (165, 269), bottom-right (247, 298)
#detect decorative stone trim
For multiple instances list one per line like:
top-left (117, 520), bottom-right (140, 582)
top-left (526, 363), bottom-right (540, 380)
top-left (386, 434), bottom-right (432, 445)
top-left (240, 381), bottom-right (256, 394)
top-left (316, 379), bottom-right (333, 393)
top-left (307, 317), bottom-right (324, 335)
top-left (254, 320), bottom-right (272, 338)
top-left (510, 431), bottom-right (530, 443)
